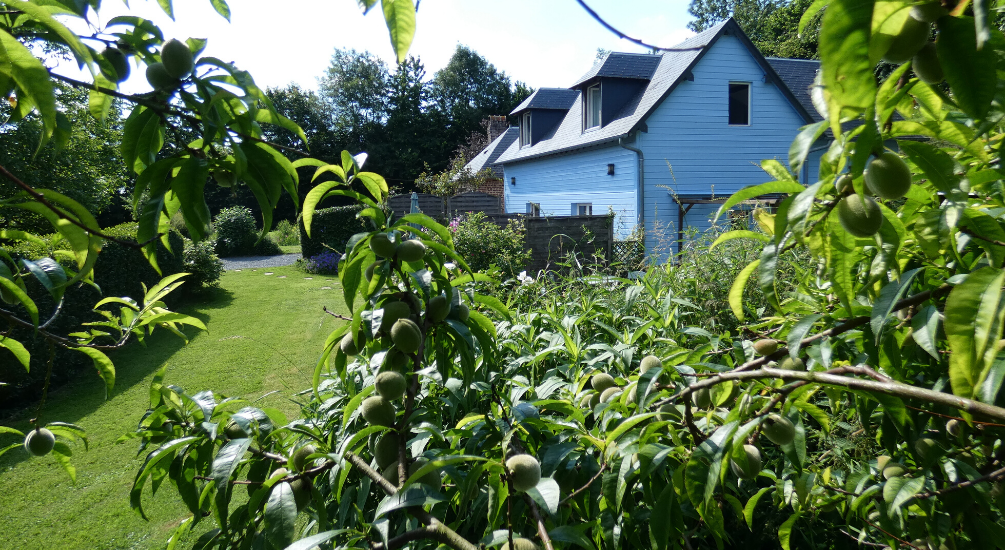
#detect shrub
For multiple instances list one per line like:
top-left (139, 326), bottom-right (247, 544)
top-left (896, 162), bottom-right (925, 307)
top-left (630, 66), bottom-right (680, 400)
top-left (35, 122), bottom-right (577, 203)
top-left (269, 219), bottom-right (300, 246)
top-left (450, 211), bottom-right (529, 276)
top-left (183, 238), bottom-right (224, 289)
top-left (213, 206), bottom-right (281, 257)
top-left (297, 250), bottom-right (342, 275)
top-left (298, 204), bottom-right (367, 258)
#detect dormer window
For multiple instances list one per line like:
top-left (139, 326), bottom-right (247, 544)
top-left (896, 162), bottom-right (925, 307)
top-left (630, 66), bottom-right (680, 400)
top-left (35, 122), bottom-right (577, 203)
top-left (520, 112), bottom-right (532, 147)
top-left (586, 85), bottom-right (601, 129)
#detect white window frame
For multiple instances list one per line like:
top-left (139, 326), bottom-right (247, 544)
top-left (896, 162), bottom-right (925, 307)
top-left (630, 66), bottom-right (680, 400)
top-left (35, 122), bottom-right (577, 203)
top-left (520, 112), bottom-right (532, 147)
top-left (573, 203), bottom-right (593, 216)
top-left (585, 85), bottom-right (602, 130)
top-left (728, 81), bottom-right (751, 126)
top-left (526, 202), bottom-right (541, 217)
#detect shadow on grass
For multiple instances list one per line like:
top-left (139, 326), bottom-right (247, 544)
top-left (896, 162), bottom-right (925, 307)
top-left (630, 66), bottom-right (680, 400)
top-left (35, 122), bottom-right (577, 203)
top-left (0, 287), bottom-right (234, 469)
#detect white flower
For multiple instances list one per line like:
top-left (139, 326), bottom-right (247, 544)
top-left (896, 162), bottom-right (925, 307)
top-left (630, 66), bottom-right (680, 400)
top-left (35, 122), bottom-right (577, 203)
top-left (444, 262), bottom-right (457, 270)
top-left (517, 271), bottom-right (534, 285)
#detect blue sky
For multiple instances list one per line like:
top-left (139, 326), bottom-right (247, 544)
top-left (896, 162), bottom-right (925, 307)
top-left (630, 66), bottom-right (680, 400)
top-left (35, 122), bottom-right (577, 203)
top-left (68, 0), bottom-right (696, 93)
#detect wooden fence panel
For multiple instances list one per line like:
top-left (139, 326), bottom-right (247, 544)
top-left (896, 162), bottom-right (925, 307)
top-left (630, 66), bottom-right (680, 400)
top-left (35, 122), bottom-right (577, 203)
top-left (447, 192), bottom-right (501, 217)
top-left (486, 214), bottom-right (613, 273)
top-left (388, 193), bottom-right (445, 218)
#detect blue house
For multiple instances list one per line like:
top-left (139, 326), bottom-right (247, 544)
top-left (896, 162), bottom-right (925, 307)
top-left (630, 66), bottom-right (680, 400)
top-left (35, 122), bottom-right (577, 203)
top-left (466, 19), bottom-right (824, 258)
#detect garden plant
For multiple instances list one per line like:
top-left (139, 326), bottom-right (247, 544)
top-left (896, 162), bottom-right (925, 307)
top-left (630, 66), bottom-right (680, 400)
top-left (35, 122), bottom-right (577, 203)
top-left (4, 1), bottom-right (1005, 550)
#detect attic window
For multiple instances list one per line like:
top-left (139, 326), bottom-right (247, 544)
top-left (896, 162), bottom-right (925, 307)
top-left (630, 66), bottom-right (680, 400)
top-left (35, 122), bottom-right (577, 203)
top-left (520, 112), bottom-right (532, 147)
top-left (729, 82), bottom-right (751, 126)
top-left (586, 85), bottom-right (601, 129)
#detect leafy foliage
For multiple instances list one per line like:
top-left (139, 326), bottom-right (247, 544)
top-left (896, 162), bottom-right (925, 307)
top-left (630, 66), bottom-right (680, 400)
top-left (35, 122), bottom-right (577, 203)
top-left (450, 212), bottom-right (530, 277)
top-left (299, 204), bottom-right (368, 258)
top-left (183, 238), bottom-right (224, 289)
top-left (212, 206), bottom-right (281, 258)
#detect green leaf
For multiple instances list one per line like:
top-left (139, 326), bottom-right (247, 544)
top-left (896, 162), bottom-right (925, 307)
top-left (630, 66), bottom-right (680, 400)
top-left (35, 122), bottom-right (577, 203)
top-left (710, 230), bottom-right (770, 250)
top-left (713, 181), bottom-right (806, 222)
top-left (870, 268), bottom-right (922, 344)
top-left (787, 314), bottom-right (822, 359)
top-left (282, 530), bottom-right (349, 550)
top-left (0, 276), bottom-right (38, 326)
top-left (73, 347), bottom-right (115, 397)
top-left (778, 511), bottom-right (801, 550)
top-left (170, 158), bottom-right (212, 241)
top-left (527, 477), bottom-right (561, 516)
top-left (945, 267), bottom-right (1005, 399)
top-left (761, 159), bottom-right (795, 182)
top-left (899, 141), bottom-right (959, 193)
top-left (818, 0), bottom-right (875, 116)
top-left (963, 209), bottom-right (1005, 267)
top-left (374, 485), bottom-right (445, 518)
top-left (356, 172), bottom-right (389, 201)
top-left (381, 0), bottom-right (416, 63)
top-left (825, 214), bottom-right (861, 312)
top-left (131, 437), bottom-right (197, 519)
top-left (210, 0), bottom-right (231, 20)
top-left (798, 0), bottom-right (827, 35)
top-left (265, 483), bottom-right (298, 548)
top-left (51, 441), bottom-right (76, 482)
top-left (882, 476), bottom-right (924, 516)
top-left (0, 336), bottom-right (30, 371)
top-left (121, 107), bottom-right (162, 173)
top-left (788, 121), bottom-right (828, 177)
top-left (728, 259), bottom-right (760, 321)
top-left (395, 213), bottom-right (452, 245)
top-left (5, 1), bottom-right (94, 70)
top-left (0, 29), bottom-right (56, 137)
top-left (651, 482), bottom-right (680, 550)
top-left (241, 142), bottom-right (298, 232)
top-left (548, 525), bottom-right (595, 550)
top-left (684, 421), bottom-right (737, 506)
top-left (743, 487), bottom-right (773, 531)
top-left (937, 16), bottom-right (996, 121)
top-left (302, 180), bottom-right (344, 238)
top-left (911, 304), bottom-right (940, 360)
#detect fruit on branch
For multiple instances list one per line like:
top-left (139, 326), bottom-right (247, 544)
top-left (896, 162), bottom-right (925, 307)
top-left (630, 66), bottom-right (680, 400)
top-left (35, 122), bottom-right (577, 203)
top-left (396, 240), bottom-right (426, 262)
top-left (391, 318), bottom-right (422, 354)
top-left (375, 371), bottom-right (407, 401)
top-left (729, 444), bottom-right (762, 480)
top-left (946, 419), bottom-right (962, 437)
top-left (778, 356), bottom-right (806, 371)
top-left (600, 387), bottom-right (622, 404)
top-left (340, 333), bottom-right (359, 356)
top-left (290, 477), bottom-right (311, 510)
top-left (501, 538), bottom-right (540, 550)
top-left (383, 348), bottom-right (410, 372)
top-left (578, 393), bottom-right (594, 409)
top-left (865, 152), bottom-right (912, 200)
top-left (269, 467), bottom-right (290, 482)
top-left (640, 355), bottom-right (663, 375)
top-left (762, 414), bottom-right (795, 445)
top-left (753, 339), bottom-right (778, 356)
top-left (408, 458), bottom-right (442, 489)
top-left (910, 2), bottom-right (948, 22)
top-left (382, 461), bottom-right (401, 486)
top-left (24, 428), bottom-right (55, 457)
top-left (882, 461), bottom-right (907, 479)
top-left (882, 15), bottom-right (931, 64)
top-left (224, 420), bottom-right (249, 439)
top-left (145, 62), bottom-right (179, 91)
top-left (658, 403), bottom-right (682, 421)
top-left (426, 295), bottom-right (450, 323)
top-left (876, 455), bottom-right (892, 471)
top-left (913, 42), bottom-right (943, 84)
top-left (373, 433), bottom-right (399, 469)
top-left (591, 373), bottom-right (616, 392)
top-left (837, 194), bottom-right (883, 238)
top-left (361, 396), bottom-right (396, 427)
top-left (161, 39), bottom-right (194, 78)
top-left (370, 233), bottom-right (397, 258)
top-left (915, 437), bottom-right (942, 463)
top-left (834, 174), bottom-right (853, 195)
top-left (450, 303), bottom-right (470, 322)
top-left (365, 260), bottom-right (384, 281)
top-left (506, 454), bottom-right (542, 492)
top-left (692, 387), bottom-right (711, 409)
top-left (213, 169), bottom-right (236, 188)
top-left (291, 445), bottom-right (317, 472)
top-left (403, 291), bottom-right (422, 314)
top-left (101, 47), bottom-right (130, 82)
top-left (624, 382), bottom-right (638, 404)
top-left (380, 301), bottom-right (411, 332)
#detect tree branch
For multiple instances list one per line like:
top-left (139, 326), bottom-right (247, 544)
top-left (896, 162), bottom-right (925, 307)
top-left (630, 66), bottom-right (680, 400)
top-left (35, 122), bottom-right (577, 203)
top-left (523, 494), bottom-right (555, 550)
top-left (574, 0), bottom-right (705, 52)
top-left (915, 464), bottom-right (1005, 500)
top-left (559, 463), bottom-right (606, 506)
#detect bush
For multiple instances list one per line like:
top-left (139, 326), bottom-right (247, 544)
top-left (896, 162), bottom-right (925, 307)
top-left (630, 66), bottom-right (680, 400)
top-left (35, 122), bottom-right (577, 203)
top-left (183, 238), bottom-right (224, 289)
top-left (269, 219), bottom-right (300, 246)
top-left (450, 211), bottom-right (529, 276)
top-left (297, 250), bottom-right (342, 275)
top-left (298, 204), bottom-right (367, 258)
top-left (213, 206), bottom-right (281, 257)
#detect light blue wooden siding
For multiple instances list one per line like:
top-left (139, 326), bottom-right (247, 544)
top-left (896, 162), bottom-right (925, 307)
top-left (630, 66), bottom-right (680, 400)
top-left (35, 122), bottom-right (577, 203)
top-left (638, 34), bottom-right (811, 255)
top-left (503, 146), bottom-right (638, 238)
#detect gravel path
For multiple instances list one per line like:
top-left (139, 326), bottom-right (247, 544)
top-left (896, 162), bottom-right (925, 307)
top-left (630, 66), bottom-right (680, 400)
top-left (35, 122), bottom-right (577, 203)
top-left (221, 253), bottom-right (302, 270)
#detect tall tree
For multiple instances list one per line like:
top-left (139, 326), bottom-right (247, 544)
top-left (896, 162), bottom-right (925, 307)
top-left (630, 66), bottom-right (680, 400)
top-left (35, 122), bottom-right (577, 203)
top-left (318, 48), bottom-right (391, 155)
top-left (688, 0), bottom-right (820, 59)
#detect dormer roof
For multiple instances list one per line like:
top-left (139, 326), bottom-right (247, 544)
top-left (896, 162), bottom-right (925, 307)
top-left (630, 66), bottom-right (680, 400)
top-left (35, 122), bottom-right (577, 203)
top-left (510, 88), bottom-right (580, 115)
top-left (571, 52), bottom-right (662, 88)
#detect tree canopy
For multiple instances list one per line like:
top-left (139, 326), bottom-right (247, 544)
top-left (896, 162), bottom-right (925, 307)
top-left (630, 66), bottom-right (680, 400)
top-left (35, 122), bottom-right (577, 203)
top-left (688, 0), bottom-right (820, 59)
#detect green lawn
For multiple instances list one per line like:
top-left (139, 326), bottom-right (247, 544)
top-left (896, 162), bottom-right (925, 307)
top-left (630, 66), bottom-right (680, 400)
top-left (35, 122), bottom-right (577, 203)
top-left (0, 266), bottom-right (347, 550)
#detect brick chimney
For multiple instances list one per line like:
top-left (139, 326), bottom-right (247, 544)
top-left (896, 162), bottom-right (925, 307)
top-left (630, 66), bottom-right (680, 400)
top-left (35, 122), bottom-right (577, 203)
top-left (487, 115), bottom-right (509, 143)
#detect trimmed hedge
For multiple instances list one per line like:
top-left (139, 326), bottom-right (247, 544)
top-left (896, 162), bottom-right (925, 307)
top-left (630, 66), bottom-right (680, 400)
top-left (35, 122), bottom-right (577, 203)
top-left (299, 204), bottom-right (368, 258)
top-left (213, 206), bottom-right (282, 257)
top-left (1, 223), bottom-right (185, 408)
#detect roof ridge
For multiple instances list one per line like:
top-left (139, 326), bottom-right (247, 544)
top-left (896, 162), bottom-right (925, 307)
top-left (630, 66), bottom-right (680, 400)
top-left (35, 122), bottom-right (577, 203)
top-left (765, 57), bottom-right (820, 63)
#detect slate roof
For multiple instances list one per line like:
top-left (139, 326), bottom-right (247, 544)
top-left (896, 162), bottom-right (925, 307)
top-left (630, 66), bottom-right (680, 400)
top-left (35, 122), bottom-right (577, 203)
top-left (767, 57), bottom-right (822, 122)
top-left (465, 127), bottom-right (519, 178)
top-left (570, 52), bottom-right (663, 88)
top-left (511, 88), bottom-right (580, 115)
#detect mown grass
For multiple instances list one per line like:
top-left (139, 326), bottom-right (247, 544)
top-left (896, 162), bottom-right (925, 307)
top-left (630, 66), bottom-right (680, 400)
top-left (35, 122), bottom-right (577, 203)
top-left (0, 266), bottom-right (347, 550)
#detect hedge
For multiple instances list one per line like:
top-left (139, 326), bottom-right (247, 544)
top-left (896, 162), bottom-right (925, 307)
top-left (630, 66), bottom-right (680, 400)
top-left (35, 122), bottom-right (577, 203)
top-left (298, 204), bottom-right (368, 258)
top-left (0, 223), bottom-right (185, 408)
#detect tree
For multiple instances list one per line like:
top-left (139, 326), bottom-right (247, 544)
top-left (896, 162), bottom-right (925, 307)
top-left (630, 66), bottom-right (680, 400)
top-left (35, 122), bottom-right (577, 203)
top-left (688, 0), bottom-right (820, 59)
top-left (318, 48), bottom-right (392, 156)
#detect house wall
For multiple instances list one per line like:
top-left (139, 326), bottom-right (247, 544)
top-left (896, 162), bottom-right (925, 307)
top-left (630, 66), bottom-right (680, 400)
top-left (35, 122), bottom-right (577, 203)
top-left (638, 33), bottom-right (818, 257)
top-left (503, 145), bottom-right (638, 238)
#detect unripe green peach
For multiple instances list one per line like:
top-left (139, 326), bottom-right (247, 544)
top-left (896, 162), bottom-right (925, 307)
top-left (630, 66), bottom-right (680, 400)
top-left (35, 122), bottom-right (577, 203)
top-left (882, 461), bottom-right (907, 479)
top-left (865, 152), bottom-right (912, 200)
top-left (391, 318), bottom-right (422, 354)
top-left (369, 233), bottom-right (397, 258)
top-left (835, 174), bottom-right (854, 195)
top-left (778, 356), bottom-right (806, 371)
top-left (600, 387), bottom-right (622, 404)
top-left (380, 301), bottom-right (411, 332)
top-left (591, 373), bottom-right (616, 392)
top-left (382, 461), bottom-right (402, 486)
top-left (269, 467), bottom-right (290, 483)
top-left (729, 444), bottom-right (762, 480)
top-left (588, 392), bottom-right (601, 410)
top-left (101, 47), bottom-right (130, 82)
top-left (373, 433), bottom-right (399, 469)
top-left (426, 295), bottom-right (450, 323)
top-left (375, 371), bottom-right (407, 401)
top-left (640, 355), bottom-right (663, 375)
top-left (408, 458), bottom-right (441, 489)
top-left (24, 428), bottom-right (55, 457)
top-left (364, 260), bottom-right (384, 281)
top-left (762, 414), bottom-right (795, 445)
top-left (753, 339), bottom-right (778, 356)
top-left (145, 62), bottom-right (178, 90)
top-left (837, 194), bottom-right (883, 238)
top-left (383, 348), bottom-right (410, 372)
top-left (361, 396), bottom-right (396, 427)
top-left (691, 387), bottom-right (711, 409)
top-left (910, 2), bottom-right (948, 23)
top-left (501, 538), bottom-right (540, 550)
top-left (396, 240), bottom-right (426, 262)
top-left (883, 15), bottom-right (931, 64)
top-left (946, 418), bottom-right (962, 437)
top-left (915, 437), bottom-right (941, 462)
top-left (450, 303), bottom-right (470, 322)
top-left (161, 39), bottom-right (194, 78)
top-left (624, 382), bottom-right (638, 404)
top-left (658, 403), bottom-right (682, 421)
top-left (290, 477), bottom-right (311, 510)
top-left (506, 454), bottom-right (541, 492)
top-left (224, 420), bottom-right (249, 440)
top-left (340, 332), bottom-right (359, 356)
top-left (913, 42), bottom-right (943, 84)
top-left (578, 393), bottom-right (594, 409)
top-left (291, 445), bottom-right (317, 472)
top-left (876, 455), bottom-right (892, 471)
